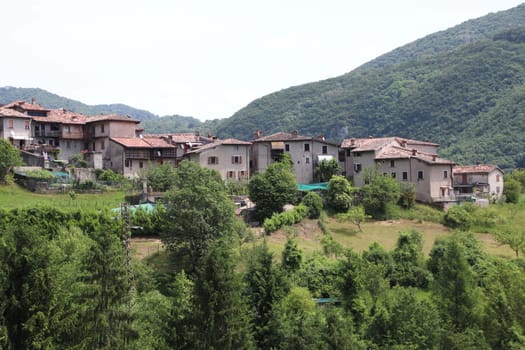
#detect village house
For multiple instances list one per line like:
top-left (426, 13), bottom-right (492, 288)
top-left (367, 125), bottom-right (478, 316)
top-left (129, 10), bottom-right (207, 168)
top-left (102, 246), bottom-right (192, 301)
top-left (144, 132), bottom-right (214, 163)
top-left (185, 138), bottom-right (251, 182)
top-left (341, 137), bottom-right (456, 206)
top-left (453, 164), bottom-right (504, 203)
top-left (109, 136), bottom-right (177, 177)
top-left (250, 131), bottom-right (340, 184)
top-left (0, 107), bottom-right (33, 149)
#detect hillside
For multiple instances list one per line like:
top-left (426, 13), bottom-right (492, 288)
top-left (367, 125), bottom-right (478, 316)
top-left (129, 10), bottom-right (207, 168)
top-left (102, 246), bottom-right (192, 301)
top-left (213, 4), bottom-right (525, 169)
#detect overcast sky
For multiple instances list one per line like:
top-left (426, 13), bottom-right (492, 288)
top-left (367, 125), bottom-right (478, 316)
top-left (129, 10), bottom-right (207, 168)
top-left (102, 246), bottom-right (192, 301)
top-left (2, 1), bottom-right (523, 120)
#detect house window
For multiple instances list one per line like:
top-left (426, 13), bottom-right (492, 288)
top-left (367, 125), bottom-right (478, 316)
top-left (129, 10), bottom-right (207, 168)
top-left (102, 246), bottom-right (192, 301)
top-left (496, 174), bottom-right (500, 182)
top-left (232, 155), bottom-right (242, 164)
top-left (208, 156), bottom-right (219, 165)
top-left (101, 124), bottom-right (105, 133)
top-left (444, 170), bottom-right (448, 179)
top-left (8, 119), bottom-right (13, 128)
top-left (239, 170), bottom-right (247, 179)
top-left (417, 170), bottom-right (424, 180)
top-left (139, 161), bottom-right (144, 169)
top-left (285, 144), bottom-right (290, 152)
top-left (322, 145), bottom-right (328, 154)
top-left (306, 157), bottom-right (310, 164)
top-left (65, 125), bottom-right (70, 133)
top-left (391, 172), bottom-right (396, 178)
top-left (25, 120), bottom-right (30, 130)
top-left (390, 160), bottom-right (395, 168)
top-left (346, 149), bottom-right (352, 156)
top-left (227, 170), bottom-right (235, 179)
top-left (304, 143), bottom-right (310, 152)
top-left (101, 140), bottom-right (105, 150)
top-left (496, 186), bottom-right (501, 193)
top-left (402, 172), bottom-right (408, 181)
top-left (51, 124), bottom-right (60, 131)
top-left (354, 152), bottom-right (361, 157)
top-left (92, 142), bottom-right (96, 151)
top-left (66, 141), bottom-right (71, 149)
top-left (354, 163), bottom-right (362, 173)
top-left (125, 159), bottom-right (132, 167)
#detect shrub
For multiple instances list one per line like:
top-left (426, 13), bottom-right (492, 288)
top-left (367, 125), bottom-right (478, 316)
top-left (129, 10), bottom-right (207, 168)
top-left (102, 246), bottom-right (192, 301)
top-left (443, 205), bottom-right (474, 231)
top-left (263, 204), bottom-right (309, 234)
top-left (302, 192), bottom-right (323, 219)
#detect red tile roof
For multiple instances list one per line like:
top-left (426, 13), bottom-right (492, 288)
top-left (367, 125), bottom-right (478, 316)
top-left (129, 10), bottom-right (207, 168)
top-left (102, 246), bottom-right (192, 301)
top-left (341, 137), bottom-right (439, 149)
top-left (2, 100), bottom-right (50, 111)
top-left (254, 131), bottom-right (312, 142)
top-left (453, 165), bottom-right (501, 174)
top-left (111, 137), bottom-right (175, 148)
top-left (87, 114), bottom-right (140, 123)
top-left (0, 107), bottom-right (32, 118)
top-left (33, 109), bottom-right (89, 124)
top-left (186, 138), bottom-right (251, 154)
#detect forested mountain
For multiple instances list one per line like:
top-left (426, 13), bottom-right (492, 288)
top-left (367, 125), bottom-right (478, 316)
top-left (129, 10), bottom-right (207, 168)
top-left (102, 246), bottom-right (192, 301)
top-left (0, 87), bottom-right (159, 121)
top-left (214, 4), bottom-right (525, 169)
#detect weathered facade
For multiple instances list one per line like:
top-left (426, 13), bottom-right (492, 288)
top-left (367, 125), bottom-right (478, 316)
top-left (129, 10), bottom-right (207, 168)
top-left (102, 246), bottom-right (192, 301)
top-left (186, 138), bottom-right (251, 181)
top-left (250, 131), bottom-right (340, 184)
top-left (341, 137), bottom-right (456, 205)
top-left (453, 164), bottom-right (504, 202)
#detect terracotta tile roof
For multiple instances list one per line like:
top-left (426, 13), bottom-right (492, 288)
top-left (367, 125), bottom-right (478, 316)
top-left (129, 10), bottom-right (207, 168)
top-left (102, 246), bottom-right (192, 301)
top-left (144, 133), bottom-right (213, 144)
top-left (141, 136), bottom-right (176, 148)
top-left (87, 114), bottom-right (140, 123)
top-left (453, 164), bottom-right (501, 174)
top-left (341, 137), bottom-right (439, 149)
top-left (253, 131), bottom-right (338, 146)
top-left (254, 131), bottom-right (312, 142)
top-left (33, 109), bottom-right (89, 124)
top-left (362, 142), bottom-right (455, 165)
top-left (111, 137), bottom-right (175, 149)
top-left (2, 100), bottom-right (50, 111)
top-left (0, 107), bottom-right (32, 118)
top-left (187, 138), bottom-right (251, 154)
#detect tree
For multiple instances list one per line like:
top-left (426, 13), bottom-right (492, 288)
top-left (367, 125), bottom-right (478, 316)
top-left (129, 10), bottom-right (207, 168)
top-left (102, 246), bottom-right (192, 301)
top-left (443, 205), bottom-right (474, 231)
top-left (360, 173), bottom-right (401, 220)
top-left (145, 163), bottom-right (178, 191)
top-left (390, 230), bottom-right (431, 288)
top-left (248, 159), bottom-right (297, 221)
top-left (245, 242), bottom-right (289, 349)
top-left (0, 139), bottom-right (22, 182)
top-left (314, 158), bottom-right (341, 182)
top-left (160, 162), bottom-right (236, 266)
top-left (302, 191), bottom-right (323, 219)
top-left (190, 241), bottom-right (255, 349)
top-left (336, 205), bottom-right (368, 231)
top-left (494, 227), bottom-right (525, 257)
top-left (281, 236), bottom-right (303, 274)
top-left (432, 239), bottom-right (483, 332)
top-left (273, 287), bottom-right (327, 350)
top-left (503, 177), bottom-right (522, 203)
top-left (77, 215), bottom-right (136, 349)
top-left (326, 175), bottom-right (353, 212)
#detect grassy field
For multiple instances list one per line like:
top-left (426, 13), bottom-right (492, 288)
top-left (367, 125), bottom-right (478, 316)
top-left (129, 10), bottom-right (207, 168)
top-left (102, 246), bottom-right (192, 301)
top-left (262, 215), bottom-right (514, 259)
top-left (0, 182), bottom-right (125, 211)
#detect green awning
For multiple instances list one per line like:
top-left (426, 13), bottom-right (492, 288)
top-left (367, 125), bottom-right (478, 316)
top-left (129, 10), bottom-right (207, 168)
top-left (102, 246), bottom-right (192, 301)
top-left (297, 183), bottom-right (328, 191)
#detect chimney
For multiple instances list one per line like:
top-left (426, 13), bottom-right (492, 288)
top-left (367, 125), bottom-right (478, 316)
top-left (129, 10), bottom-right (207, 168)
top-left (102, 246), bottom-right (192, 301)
top-left (253, 130), bottom-right (263, 139)
top-left (31, 98), bottom-right (35, 104)
top-left (194, 130), bottom-right (200, 137)
top-left (412, 149), bottom-right (417, 156)
top-left (317, 134), bottom-right (325, 141)
top-left (291, 130), bottom-right (298, 137)
top-left (401, 140), bottom-right (407, 148)
top-left (212, 136), bottom-right (218, 142)
top-left (350, 138), bottom-right (355, 146)
top-left (432, 155), bottom-right (437, 161)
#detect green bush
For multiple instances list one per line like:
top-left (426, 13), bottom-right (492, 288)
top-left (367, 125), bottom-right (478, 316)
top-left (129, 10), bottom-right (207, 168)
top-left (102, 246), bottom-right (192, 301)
top-left (443, 205), bottom-right (474, 231)
top-left (302, 192), bottom-right (323, 219)
top-left (263, 204), bottom-right (309, 234)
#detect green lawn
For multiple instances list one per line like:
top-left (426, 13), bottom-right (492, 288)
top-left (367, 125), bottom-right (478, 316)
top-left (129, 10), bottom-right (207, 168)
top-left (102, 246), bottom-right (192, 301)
top-left (0, 182), bottom-right (125, 211)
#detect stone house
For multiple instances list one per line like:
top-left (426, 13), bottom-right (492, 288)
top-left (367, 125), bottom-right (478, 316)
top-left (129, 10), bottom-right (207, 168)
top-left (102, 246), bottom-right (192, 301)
top-left (186, 138), bottom-right (251, 181)
top-left (341, 137), bottom-right (456, 205)
top-left (250, 131), bottom-right (340, 184)
top-left (453, 164), bottom-right (504, 202)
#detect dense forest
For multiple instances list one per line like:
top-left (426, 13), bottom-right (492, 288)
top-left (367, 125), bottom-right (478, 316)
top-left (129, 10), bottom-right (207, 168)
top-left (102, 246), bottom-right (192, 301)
top-left (2, 158), bottom-right (525, 349)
